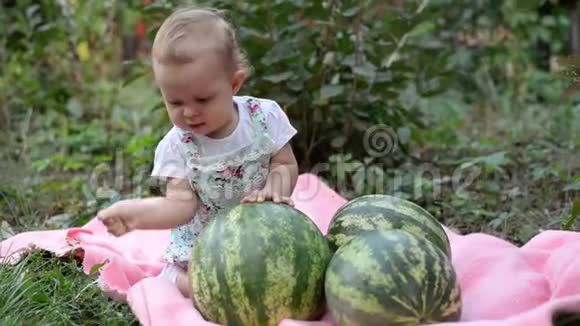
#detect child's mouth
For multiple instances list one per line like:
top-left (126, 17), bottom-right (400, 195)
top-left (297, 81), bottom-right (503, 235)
top-left (189, 122), bottom-right (205, 129)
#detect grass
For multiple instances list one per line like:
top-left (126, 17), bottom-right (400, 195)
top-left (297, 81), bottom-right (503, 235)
top-left (319, 85), bottom-right (578, 245)
top-left (417, 88), bottom-right (579, 244)
top-left (0, 250), bottom-right (137, 325)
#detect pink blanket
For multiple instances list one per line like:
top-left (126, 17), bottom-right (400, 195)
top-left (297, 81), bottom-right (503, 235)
top-left (2, 173), bottom-right (580, 325)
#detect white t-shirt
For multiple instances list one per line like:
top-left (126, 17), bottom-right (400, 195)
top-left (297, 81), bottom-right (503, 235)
top-left (151, 95), bottom-right (297, 179)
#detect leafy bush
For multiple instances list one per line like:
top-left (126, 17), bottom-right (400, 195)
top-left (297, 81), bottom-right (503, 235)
top-left (131, 0), bottom-right (462, 170)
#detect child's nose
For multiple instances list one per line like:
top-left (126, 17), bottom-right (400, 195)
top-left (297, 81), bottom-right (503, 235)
top-left (183, 105), bottom-right (201, 117)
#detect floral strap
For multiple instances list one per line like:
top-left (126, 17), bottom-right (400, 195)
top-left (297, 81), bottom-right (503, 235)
top-left (246, 97), bottom-right (269, 137)
top-left (180, 131), bottom-right (201, 159)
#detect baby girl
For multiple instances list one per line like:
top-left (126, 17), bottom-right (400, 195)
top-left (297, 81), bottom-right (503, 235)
top-left (97, 6), bottom-right (299, 297)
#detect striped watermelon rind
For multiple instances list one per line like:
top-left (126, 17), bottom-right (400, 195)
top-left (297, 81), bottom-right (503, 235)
top-left (325, 229), bottom-right (462, 325)
top-left (326, 194), bottom-right (452, 258)
top-left (188, 202), bottom-right (331, 326)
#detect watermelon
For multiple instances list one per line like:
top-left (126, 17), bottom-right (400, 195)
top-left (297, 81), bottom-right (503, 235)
top-left (326, 194), bottom-right (451, 258)
top-left (325, 229), bottom-right (462, 326)
top-left (188, 202), bottom-right (332, 326)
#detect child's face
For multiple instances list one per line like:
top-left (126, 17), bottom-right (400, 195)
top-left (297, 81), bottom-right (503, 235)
top-left (153, 49), bottom-right (245, 138)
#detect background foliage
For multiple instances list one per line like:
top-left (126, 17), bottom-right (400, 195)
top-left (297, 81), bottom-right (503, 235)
top-left (0, 0), bottom-right (578, 322)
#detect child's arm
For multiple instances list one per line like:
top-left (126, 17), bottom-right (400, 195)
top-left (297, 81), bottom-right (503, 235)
top-left (266, 143), bottom-right (299, 198)
top-left (98, 177), bottom-right (197, 236)
top-left (242, 143), bottom-right (298, 205)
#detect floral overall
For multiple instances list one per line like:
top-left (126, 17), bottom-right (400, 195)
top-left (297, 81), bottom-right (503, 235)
top-left (166, 98), bottom-right (276, 268)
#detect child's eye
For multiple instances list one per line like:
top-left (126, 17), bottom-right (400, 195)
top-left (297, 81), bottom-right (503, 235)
top-left (196, 97), bottom-right (212, 103)
top-left (168, 101), bottom-right (183, 107)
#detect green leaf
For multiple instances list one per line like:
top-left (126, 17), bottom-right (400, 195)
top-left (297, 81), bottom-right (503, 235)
top-left (261, 41), bottom-right (297, 65)
top-left (26, 4), bottom-right (41, 19)
top-left (263, 71), bottom-right (294, 83)
top-left (341, 55), bottom-right (356, 67)
top-left (89, 260), bottom-right (108, 276)
top-left (279, 0), bottom-right (307, 7)
top-left (319, 85), bottom-right (344, 100)
top-left (331, 135), bottom-right (347, 148)
top-left (66, 98), bottom-right (83, 119)
top-left (31, 292), bottom-right (49, 303)
top-left (341, 6), bottom-right (360, 17)
top-left (573, 200), bottom-right (580, 217)
top-left (563, 183), bottom-right (580, 191)
top-left (461, 151), bottom-right (510, 171)
top-left (238, 26), bottom-right (267, 39)
top-left (488, 212), bottom-right (510, 230)
top-left (562, 199), bottom-right (580, 231)
top-left (287, 79), bottom-right (304, 91)
top-left (407, 21), bottom-right (435, 38)
top-left (397, 126), bottom-right (411, 144)
top-left (352, 62), bottom-right (377, 80)
top-left (482, 152), bottom-right (508, 168)
top-left (513, 0), bottom-right (541, 11)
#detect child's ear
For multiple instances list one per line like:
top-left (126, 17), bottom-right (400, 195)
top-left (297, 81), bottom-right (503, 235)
top-left (231, 69), bottom-right (246, 94)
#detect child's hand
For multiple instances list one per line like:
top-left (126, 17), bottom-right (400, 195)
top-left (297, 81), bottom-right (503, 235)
top-left (241, 188), bottom-right (294, 206)
top-left (97, 200), bottom-right (137, 237)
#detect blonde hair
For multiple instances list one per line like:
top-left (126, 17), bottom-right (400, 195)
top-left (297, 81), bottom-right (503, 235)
top-left (151, 7), bottom-right (251, 76)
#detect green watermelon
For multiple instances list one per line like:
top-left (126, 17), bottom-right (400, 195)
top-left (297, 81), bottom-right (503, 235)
top-left (325, 229), bottom-right (462, 326)
top-left (326, 194), bottom-right (451, 258)
top-left (188, 202), bottom-right (332, 326)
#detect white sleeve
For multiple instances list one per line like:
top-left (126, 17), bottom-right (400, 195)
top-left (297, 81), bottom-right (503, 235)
top-left (151, 130), bottom-right (188, 179)
top-left (263, 99), bottom-right (297, 153)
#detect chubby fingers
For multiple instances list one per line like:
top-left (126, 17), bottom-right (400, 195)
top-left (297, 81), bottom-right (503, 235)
top-left (278, 196), bottom-right (294, 206)
top-left (257, 190), bottom-right (266, 202)
top-left (241, 190), bottom-right (293, 206)
top-left (97, 213), bottom-right (128, 237)
top-left (110, 219), bottom-right (129, 236)
top-left (267, 192), bottom-right (294, 207)
top-left (241, 190), bottom-right (260, 203)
